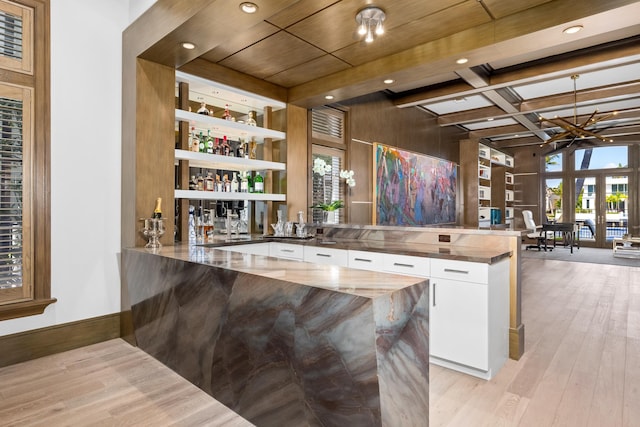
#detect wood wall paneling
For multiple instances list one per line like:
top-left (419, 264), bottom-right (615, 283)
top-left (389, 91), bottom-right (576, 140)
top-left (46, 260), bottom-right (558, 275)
top-left (134, 59), bottom-right (175, 247)
top-left (285, 104), bottom-right (308, 221)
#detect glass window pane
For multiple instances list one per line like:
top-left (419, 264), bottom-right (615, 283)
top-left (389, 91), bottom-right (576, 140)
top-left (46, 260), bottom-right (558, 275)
top-left (545, 153), bottom-right (562, 172)
top-left (545, 178), bottom-right (562, 221)
top-left (605, 175), bottom-right (629, 240)
top-left (574, 146), bottom-right (628, 170)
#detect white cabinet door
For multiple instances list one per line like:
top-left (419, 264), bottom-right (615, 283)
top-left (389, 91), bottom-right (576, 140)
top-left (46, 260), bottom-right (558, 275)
top-left (430, 278), bottom-right (489, 371)
top-left (303, 246), bottom-right (348, 267)
top-left (269, 242), bottom-right (304, 260)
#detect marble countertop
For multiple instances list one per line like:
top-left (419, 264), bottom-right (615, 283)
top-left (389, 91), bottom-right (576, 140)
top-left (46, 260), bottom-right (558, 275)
top-left (127, 244), bottom-right (426, 299)
top-left (203, 234), bottom-right (511, 264)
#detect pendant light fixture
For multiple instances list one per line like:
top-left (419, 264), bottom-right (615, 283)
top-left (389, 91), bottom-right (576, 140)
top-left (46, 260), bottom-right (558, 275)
top-left (540, 74), bottom-right (617, 146)
top-left (355, 6), bottom-right (386, 43)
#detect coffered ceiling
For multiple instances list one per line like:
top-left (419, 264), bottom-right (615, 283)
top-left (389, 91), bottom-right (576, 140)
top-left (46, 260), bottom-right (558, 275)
top-left (140, 0), bottom-right (640, 151)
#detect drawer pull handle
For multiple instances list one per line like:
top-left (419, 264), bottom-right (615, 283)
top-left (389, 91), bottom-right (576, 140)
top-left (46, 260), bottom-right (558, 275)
top-left (281, 249), bottom-right (294, 253)
top-left (444, 268), bottom-right (469, 274)
top-left (394, 262), bottom-right (415, 268)
top-left (317, 253), bottom-right (331, 257)
top-left (354, 258), bottom-right (372, 262)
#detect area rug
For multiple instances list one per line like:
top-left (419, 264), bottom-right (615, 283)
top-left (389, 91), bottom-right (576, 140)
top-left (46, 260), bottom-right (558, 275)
top-left (520, 245), bottom-right (639, 267)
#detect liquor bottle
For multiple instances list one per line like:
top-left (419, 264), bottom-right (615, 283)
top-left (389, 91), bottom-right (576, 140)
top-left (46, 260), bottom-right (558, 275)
top-left (189, 175), bottom-right (196, 191)
top-left (249, 138), bottom-right (257, 160)
top-left (223, 104), bottom-right (232, 121)
top-left (246, 111), bottom-right (257, 126)
top-left (153, 197), bottom-right (162, 218)
top-left (215, 174), bottom-right (223, 192)
top-left (222, 136), bottom-right (230, 156)
top-left (248, 172), bottom-right (254, 193)
top-left (205, 172), bottom-right (214, 191)
top-left (189, 127), bottom-right (198, 152)
top-left (243, 139), bottom-right (249, 159)
top-left (206, 130), bottom-right (214, 154)
top-left (196, 174), bottom-right (204, 191)
top-left (197, 101), bottom-right (210, 115)
top-left (240, 171), bottom-right (249, 193)
top-left (254, 171), bottom-right (264, 193)
top-left (213, 138), bottom-right (220, 155)
top-left (237, 139), bottom-right (244, 158)
top-left (223, 174), bottom-right (231, 192)
top-left (231, 172), bottom-right (239, 192)
top-left (198, 131), bottom-right (206, 153)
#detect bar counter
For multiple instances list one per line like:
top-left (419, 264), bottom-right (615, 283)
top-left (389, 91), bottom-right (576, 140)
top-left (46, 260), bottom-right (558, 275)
top-left (122, 243), bottom-right (430, 427)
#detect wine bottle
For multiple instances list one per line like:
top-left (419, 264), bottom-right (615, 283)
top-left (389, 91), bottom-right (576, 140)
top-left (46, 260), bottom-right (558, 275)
top-left (254, 172), bottom-right (264, 193)
top-left (153, 197), bottom-right (162, 218)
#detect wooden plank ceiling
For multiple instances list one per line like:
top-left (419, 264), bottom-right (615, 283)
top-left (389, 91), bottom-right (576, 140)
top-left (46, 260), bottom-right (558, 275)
top-left (140, 0), bottom-right (640, 150)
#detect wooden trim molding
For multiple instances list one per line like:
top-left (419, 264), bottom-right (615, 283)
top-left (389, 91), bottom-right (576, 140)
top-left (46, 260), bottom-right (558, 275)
top-left (0, 298), bottom-right (56, 321)
top-left (0, 312), bottom-right (120, 368)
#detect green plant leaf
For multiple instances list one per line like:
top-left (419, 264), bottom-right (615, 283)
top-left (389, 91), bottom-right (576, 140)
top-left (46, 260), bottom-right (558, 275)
top-left (310, 200), bottom-right (344, 211)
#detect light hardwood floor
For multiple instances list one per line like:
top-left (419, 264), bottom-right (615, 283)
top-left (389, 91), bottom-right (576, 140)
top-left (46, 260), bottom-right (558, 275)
top-left (0, 338), bottom-right (253, 426)
top-left (1, 257), bottom-right (638, 426)
top-left (431, 257), bottom-right (640, 427)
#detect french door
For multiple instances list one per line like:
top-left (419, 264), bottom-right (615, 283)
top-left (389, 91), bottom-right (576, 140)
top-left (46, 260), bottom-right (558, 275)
top-left (575, 174), bottom-right (629, 248)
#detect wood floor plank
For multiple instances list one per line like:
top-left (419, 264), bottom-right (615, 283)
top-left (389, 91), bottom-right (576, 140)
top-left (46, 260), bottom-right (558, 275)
top-left (0, 339), bottom-right (254, 427)
top-left (1, 251), bottom-right (638, 427)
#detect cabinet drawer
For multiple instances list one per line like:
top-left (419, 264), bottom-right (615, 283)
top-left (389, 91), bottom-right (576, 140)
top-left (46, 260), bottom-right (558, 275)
top-left (431, 259), bottom-right (488, 284)
top-left (303, 246), bottom-right (348, 267)
top-left (383, 254), bottom-right (430, 278)
top-left (348, 250), bottom-right (386, 272)
top-left (269, 242), bottom-right (303, 260)
top-left (218, 243), bottom-right (269, 256)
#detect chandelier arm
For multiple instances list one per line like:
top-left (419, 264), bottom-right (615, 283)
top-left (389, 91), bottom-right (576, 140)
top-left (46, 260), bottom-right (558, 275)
top-left (579, 110), bottom-right (598, 127)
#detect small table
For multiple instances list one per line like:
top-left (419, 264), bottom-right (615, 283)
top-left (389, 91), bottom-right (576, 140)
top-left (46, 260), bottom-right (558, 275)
top-left (542, 222), bottom-right (578, 253)
top-left (613, 237), bottom-right (640, 258)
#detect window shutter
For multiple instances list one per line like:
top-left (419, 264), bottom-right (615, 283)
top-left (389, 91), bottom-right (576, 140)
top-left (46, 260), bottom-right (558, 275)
top-left (0, 9), bottom-right (23, 61)
top-left (311, 108), bottom-right (344, 144)
top-left (0, 95), bottom-right (23, 289)
top-left (0, 1), bottom-right (32, 74)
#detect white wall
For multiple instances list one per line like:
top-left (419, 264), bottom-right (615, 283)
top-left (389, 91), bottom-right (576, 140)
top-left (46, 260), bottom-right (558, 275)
top-left (0, 0), bottom-right (151, 336)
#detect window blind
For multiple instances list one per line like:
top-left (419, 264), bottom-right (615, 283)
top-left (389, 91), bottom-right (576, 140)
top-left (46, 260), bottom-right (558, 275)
top-left (0, 95), bottom-right (22, 289)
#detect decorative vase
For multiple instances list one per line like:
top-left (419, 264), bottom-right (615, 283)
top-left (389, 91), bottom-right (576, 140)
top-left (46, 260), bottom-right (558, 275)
top-left (322, 210), bottom-right (329, 224)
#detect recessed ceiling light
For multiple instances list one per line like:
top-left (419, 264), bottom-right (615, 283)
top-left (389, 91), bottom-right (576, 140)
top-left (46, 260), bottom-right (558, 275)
top-left (240, 2), bottom-right (258, 14)
top-left (383, 79), bottom-right (394, 84)
top-left (487, 117), bottom-right (494, 121)
top-left (181, 42), bottom-right (196, 50)
top-left (456, 58), bottom-right (468, 65)
top-left (454, 97), bottom-right (466, 103)
top-left (563, 25), bottom-right (583, 34)
top-left (325, 95), bottom-right (334, 100)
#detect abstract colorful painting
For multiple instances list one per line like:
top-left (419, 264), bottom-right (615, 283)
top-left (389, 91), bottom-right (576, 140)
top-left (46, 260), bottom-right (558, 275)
top-left (374, 143), bottom-right (457, 226)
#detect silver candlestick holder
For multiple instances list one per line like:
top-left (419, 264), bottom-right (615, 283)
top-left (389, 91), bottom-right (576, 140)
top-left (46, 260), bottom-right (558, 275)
top-left (141, 218), bottom-right (165, 249)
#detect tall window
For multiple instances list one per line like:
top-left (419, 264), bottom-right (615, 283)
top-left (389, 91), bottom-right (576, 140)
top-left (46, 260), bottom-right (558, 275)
top-left (310, 107), bottom-right (347, 224)
top-left (0, 0), bottom-right (51, 321)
